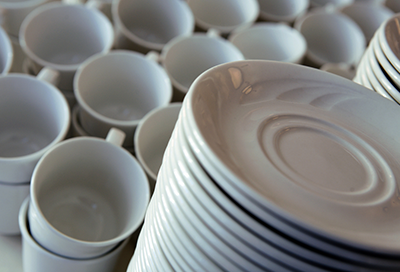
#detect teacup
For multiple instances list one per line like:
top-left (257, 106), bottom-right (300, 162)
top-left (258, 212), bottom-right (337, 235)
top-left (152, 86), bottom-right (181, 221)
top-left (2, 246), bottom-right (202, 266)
top-left (159, 30), bottom-right (244, 101)
top-left (74, 50), bottom-right (172, 148)
top-left (228, 22), bottom-right (307, 63)
top-left (257, 0), bottom-right (309, 23)
top-left (186, 0), bottom-right (259, 34)
top-left (28, 128), bottom-right (149, 259)
top-left (19, 2), bottom-right (114, 91)
top-left (112, 0), bottom-right (194, 53)
top-left (0, 0), bottom-right (56, 37)
top-left (19, 198), bottom-right (131, 272)
top-left (294, 5), bottom-right (366, 67)
top-left (134, 103), bottom-right (182, 193)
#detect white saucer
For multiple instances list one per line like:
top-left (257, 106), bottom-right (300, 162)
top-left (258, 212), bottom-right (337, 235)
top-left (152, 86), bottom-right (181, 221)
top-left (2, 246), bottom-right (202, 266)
top-left (183, 60), bottom-right (400, 255)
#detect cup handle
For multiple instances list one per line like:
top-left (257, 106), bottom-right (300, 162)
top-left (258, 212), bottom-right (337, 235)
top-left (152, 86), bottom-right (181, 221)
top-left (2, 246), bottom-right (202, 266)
top-left (106, 128), bottom-right (126, 147)
top-left (146, 51), bottom-right (160, 63)
top-left (85, 0), bottom-right (104, 10)
top-left (37, 67), bottom-right (60, 86)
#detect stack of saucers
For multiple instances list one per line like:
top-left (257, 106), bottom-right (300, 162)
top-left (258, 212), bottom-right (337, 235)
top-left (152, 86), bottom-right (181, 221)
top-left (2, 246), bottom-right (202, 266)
top-left (128, 59), bottom-right (400, 271)
top-left (354, 13), bottom-right (400, 104)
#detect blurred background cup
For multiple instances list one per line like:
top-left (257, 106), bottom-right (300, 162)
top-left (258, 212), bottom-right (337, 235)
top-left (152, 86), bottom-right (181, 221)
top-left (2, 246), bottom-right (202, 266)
top-left (320, 62), bottom-right (356, 80)
top-left (74, 50), bottom-right (172, 148)
top-left (340, 2), bottom-right (393, 44)
top-left (160, 30), bottom-right (244, 101)
top-left (228, 22), bottom-right (307, 63)
top-left (294, 5), bottom-right (366, 68)
top-left (28, 128), bottom-right (150, 259)
top-left (0, 0), bottom-right (56, 37)
top-left (62, 0), bottom-right (114, 22)
top-left (0, 73), bottom-right (70, 235)
top-left (257, 0), bottom-right (309, 24)
top-left (0, 26), bottom-right (12, 74)
top-left (19, 2), bottom-right (114, 92)
top-left (309, 0), bottom-right (353, 8)
top-left (112, 0), bottom-right (195, 53)
top-left (134, 103), bottom-right (182, 193)
top-left (19, 198), bottom-right (131, 272)
top-left (385, 0), bottom-right (400, 13)
top-left (186, 0), bottom-right (259, 35)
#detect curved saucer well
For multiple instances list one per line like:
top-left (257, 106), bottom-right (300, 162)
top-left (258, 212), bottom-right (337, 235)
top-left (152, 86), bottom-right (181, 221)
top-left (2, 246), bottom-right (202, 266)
top-left (183, 60), bottom-right (400, 255)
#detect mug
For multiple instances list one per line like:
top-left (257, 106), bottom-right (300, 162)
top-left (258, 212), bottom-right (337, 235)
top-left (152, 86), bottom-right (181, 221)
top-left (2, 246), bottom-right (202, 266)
top-left (19, 2), bottom-right (114, 91)
top-left (28, 128), bottom-right (150, 259)
top-left (112, 0), bottom-right (194, 53)
top-left (74, 50), bottom-right (172, 148)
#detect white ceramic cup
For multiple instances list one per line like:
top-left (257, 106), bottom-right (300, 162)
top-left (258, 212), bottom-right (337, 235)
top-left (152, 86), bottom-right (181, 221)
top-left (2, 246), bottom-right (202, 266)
top-left (19, 2), bottom-right (114, 92)
top-left (0, 181), bottom-right (30, 235)
top-left (0, 26), bottom-right (12, 74)
top-left (187, 0), bottom-right (259, 34)
top-left (28, 128), bottom-right (150, 259)
top-left (309, 0), bottom-right (353, 8)
top-left (385, 0), bottom-right (400, 13)
top-left (74, 50), bottom-right (172, 148)
top-left (134, 103), bottom-right (182, 192)
top-left (294, 5), bottom-right (366, 67)
top-left (160, 30), bottom-right (244, 101)
top-left (112, 0), bottom-right (194, 53)
top-left (63, 0), bottom-right (113, 22)
top-left (19, 198), bottom-right (131, 272)
top-left (320, 63), bottom-right (356, 80)
top-left (257, 0), bottom-right (309, 23)
top-left (228, 22), bottom-right (307, 63)
top-left (340, 2), bottom-right (394, 43)
top-left (0, 0), bottom-right (56, 37)
top-left (0, 73), bottom-right (70, 184)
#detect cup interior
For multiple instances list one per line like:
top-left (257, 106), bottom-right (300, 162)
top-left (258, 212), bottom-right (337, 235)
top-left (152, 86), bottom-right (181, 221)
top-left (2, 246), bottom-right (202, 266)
top-left (0, 75), bottom-right (68, 158)
top-left (116, 0), bottom-right (193, 46)
top-left (21, 3), bottom-right (113, 68)
top-left (75, 51), bottom-right (171, 124)
top-left (163, 35), bottom-right (244, 91)
top-left (31, 138), bottom-right (148, 243)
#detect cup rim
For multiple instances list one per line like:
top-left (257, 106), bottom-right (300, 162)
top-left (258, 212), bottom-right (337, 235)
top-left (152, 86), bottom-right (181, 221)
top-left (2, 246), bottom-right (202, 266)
top-left (0, 74), bottom-right (70, 164)
top-left (74, 50), bottom-right (172, 127)
top-left (0, 26), bottom-right (13, 74)
top-left (18, 2), bottom-right (114, 72)
top-left (29, 136), bottom-right (149, 249)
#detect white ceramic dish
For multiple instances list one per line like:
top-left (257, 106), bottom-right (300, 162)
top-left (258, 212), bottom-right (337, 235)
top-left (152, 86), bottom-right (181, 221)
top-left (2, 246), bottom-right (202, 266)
top-left (372, 32), bottom-right (400, 90)
top-left (173, 117), bottom-right (383, 271)
top-left (163, 142), bottom-right (294, 271)
top-left (367, 37), bottom-right (400, 103)
top-left (378, 15), bottom-right (400, 74)
top-left (356, 54), bottom-right (374, 91)
top-left (363, 46), bottom-right (396, 102)
top-left (183, 60), bottom-right (400, 256)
